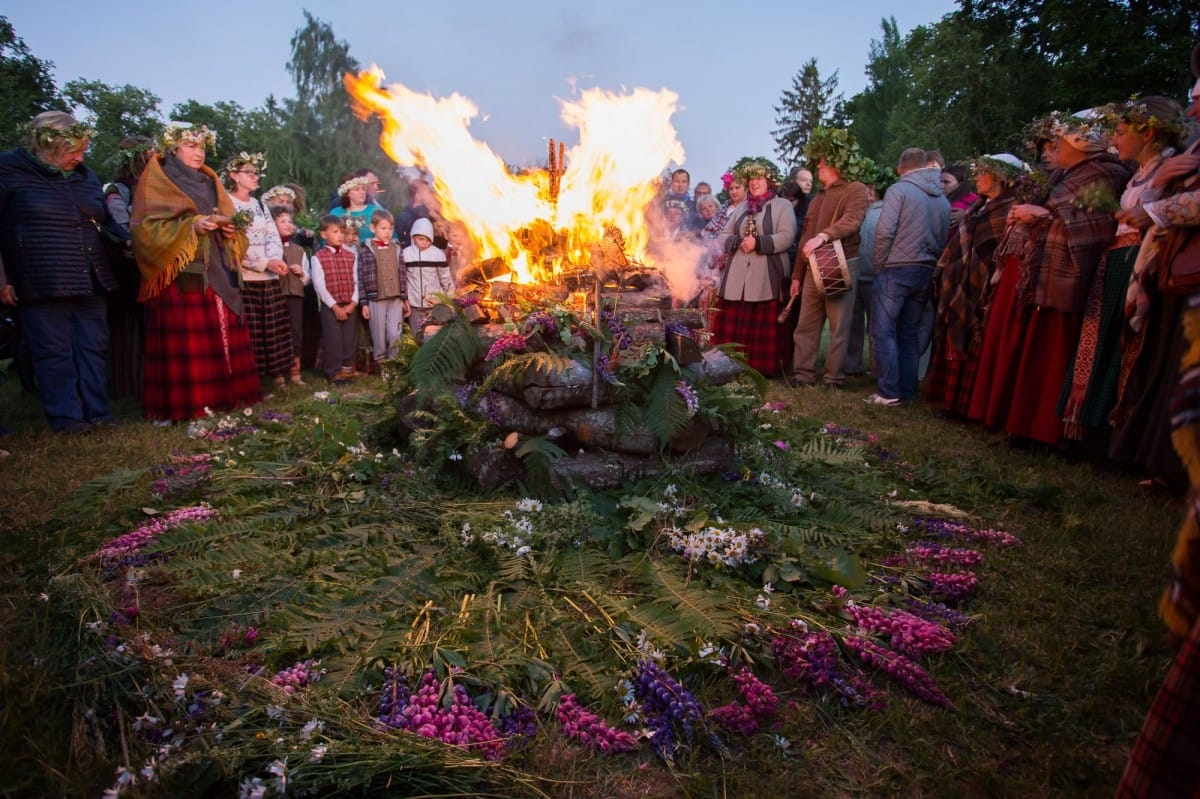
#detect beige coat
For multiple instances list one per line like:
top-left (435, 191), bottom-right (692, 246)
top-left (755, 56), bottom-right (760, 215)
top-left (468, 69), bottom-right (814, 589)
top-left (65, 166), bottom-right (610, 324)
top-left (716, 196), bottom-right (796, 302)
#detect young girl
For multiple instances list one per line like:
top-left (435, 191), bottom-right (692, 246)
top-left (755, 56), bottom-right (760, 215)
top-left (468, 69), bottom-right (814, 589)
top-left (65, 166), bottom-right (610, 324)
top-left (271, 206), bottom-right (311, 384)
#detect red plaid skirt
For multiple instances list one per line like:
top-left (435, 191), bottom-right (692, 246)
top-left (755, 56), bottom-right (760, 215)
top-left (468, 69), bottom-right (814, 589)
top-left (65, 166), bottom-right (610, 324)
top-left (1116, 618), bottom-right (1200, 798)
top-left (142, 283), bottom-right (263, 420)
top-left (242, 280), bottom-right (294, 377)
top-left (710, 298), bottom-right (782, 376)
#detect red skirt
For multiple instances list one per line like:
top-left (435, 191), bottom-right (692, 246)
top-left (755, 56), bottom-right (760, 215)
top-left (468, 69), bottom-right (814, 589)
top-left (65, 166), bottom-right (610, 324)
top-left (967, 257), bottom-right (1028, 427)
top-left (710, 298), bottom-right (782, 377)
top-left (924, 338), bottom-right (980, 417)
top-left (142, 283), bottom-right (263, 420)
top-left (1004, 306), bottom-right (1081, 446)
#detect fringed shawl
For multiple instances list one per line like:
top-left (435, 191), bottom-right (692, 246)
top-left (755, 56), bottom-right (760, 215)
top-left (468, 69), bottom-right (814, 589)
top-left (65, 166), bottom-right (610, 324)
top-left (131, 155), bottom-right (247, 303)
top-left (936, 192), bottom-right (1015, 358)
top-left (1031, 154), bottom-right (1131, 313)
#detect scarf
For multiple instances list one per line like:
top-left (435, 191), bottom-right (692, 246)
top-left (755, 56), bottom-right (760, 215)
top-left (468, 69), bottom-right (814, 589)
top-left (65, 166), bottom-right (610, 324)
top-left (746, 189), bottom-right (776, 216)
top-left (131, 154), bottom-right (247, 314)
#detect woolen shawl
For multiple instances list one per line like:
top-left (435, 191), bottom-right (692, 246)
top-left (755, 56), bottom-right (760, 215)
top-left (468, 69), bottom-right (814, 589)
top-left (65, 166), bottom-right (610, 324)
top-left (131, 154), bottom-right (247, 313)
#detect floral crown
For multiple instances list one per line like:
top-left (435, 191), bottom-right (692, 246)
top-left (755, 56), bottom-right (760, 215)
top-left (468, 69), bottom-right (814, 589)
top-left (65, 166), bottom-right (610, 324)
top-left (803, 128), bottom-right (871, 183)
top-left (161, 122), bottom-right (217, 152)
top-left (261, 185), bottom-right (297, 204)
top-left (972, 153), bottom-right (1029, 182)
top-left (222, 151), bottom-right (267, 177)
top-left (26, 120), bottom-right (97, 150)
top-left (1102, 96), bottom-right (1188, 138)
top-left (720, 171), bottom-right (737, 189)
top-left (730, 156), bottom-right (782, 187)
top-left (337, 175), bottom-right (372, 197)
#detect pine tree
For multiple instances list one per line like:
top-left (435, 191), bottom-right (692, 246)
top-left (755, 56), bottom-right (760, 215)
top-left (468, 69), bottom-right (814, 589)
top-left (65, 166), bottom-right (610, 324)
top-left (772, 59), bottom-right (844, 171)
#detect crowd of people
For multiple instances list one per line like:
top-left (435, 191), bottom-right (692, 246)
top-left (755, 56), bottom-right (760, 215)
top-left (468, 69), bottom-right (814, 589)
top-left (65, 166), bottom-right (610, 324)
top-left (3, 41), bottom-right (1200, 794)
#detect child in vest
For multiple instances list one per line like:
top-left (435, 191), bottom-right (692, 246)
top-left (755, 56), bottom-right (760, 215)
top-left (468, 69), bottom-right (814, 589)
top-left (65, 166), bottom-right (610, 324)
top-left (357, 209), bottom-right (409, 361)
top-left (403, 217), bottom-right (453, 340)
top-left (310, 215), bottom-right (361, 384)
top-left (271, 207), bottom-right (311, 384)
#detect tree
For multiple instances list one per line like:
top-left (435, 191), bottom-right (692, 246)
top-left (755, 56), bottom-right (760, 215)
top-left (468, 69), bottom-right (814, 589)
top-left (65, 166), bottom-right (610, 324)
top-left (0, 16), bottom-right (62, 149)
top-left (278, 11), bottom-right (391, 209)
top-left (62, 79), bottom-right (161, 178)
top-left (846, 17), bottom-right (912, 164)
top-left (772, 60), bottom-right (844, 171)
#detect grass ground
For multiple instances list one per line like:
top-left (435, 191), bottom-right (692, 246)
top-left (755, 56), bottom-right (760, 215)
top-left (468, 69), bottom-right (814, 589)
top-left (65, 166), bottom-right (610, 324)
top-left (0, 361), bottom-right (1183, 798)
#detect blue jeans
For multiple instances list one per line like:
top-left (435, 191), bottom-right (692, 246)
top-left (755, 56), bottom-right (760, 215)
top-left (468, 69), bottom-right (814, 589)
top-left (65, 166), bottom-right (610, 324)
top-left (870, 265), bottom-right (933, 401)
top-left (19, 295), bottom-right (111, 429)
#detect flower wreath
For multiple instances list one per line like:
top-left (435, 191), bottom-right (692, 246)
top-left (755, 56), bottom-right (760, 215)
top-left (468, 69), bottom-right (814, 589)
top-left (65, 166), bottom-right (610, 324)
top-left (261, 185), bottom-right (297, 205)
top-left (730, 156), bottom-right (783, 188)
top-left (337, 175), bottom-right (372, 197)
top-left (222, 151), bottom-right (268, 177)
top-left (161, 122), bottom-right (217, 152)
top-left (27, 121), bottom-right (97, 151)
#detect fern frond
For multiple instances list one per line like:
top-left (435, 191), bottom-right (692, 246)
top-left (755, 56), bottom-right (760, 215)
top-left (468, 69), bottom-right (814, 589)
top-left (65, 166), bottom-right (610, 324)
top-left (478, 351), bottom-right (578, 394)
top-left (643, 369), bottom-right (692, 448)
top-left (409, 315), bottom-right (479, 390)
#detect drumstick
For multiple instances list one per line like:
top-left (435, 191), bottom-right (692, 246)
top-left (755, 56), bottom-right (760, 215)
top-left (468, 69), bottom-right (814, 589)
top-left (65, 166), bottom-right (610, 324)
top-left (776, 293), bottom-right (798, 324)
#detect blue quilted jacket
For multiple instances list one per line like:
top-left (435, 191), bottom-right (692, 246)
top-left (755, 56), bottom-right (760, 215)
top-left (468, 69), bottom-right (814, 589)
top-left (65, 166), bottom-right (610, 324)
top-left (0, 147), bottom-right (117, 302)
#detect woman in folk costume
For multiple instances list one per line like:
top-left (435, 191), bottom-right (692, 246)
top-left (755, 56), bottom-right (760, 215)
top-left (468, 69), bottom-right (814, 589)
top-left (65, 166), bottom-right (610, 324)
top-left (1115, 46), bottom-right (1200, 799)
top-left (132, 122), bottom-right (261, 421)
top-left (977, 114), bottom-right (1132, 445)
top-left (1060, 97), bottom-right (1184, 447)
top-left (710, 157), bottom-right (796, 377)
top-left (223, 152), bottom-right (293, 389)
top-left (1108, 97), bottom-right (1196, 491)
top-left (925, 154), bottom-right (1026, 417)
top-left (967, 121), bottom-right (1064, 428)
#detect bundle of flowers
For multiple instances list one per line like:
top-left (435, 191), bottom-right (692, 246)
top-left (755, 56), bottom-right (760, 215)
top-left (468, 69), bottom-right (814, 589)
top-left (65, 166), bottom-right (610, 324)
top-left (95, 503), bottom-right (220, 566)
top-left (709, 667), bottom-right (778, 735)
top-left (377, 669), bottom-right (507, 760)
top-left (556, 693), bottom-right (638, 753)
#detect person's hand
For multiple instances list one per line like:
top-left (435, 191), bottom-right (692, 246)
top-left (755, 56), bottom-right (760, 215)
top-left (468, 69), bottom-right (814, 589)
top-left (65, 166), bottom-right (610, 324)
top-left (1151, 153), bottom-right (1200, 189)
top-left (1007, 204), bottom-right (1050, 226)
top-left (361, 304), bottom-right (371, 320)
top-left (790, 278), bottom-right (801, 297)
top-left (193, 214), bottom-right (220, 234)
top-left (402, 300), bottom-right (411, 316)
top-left (289, 263), bottom-right (304, 276)
top-left (950, 207), bottom-right (966, 227)
top-left (266, 258), bottom-right (289, 276)
top-left (1114, 205), bottom-right (1152, 229)
top-left (802, 235), bottom-right (825, 257)
top-left (739, 235), bottom-right (756, 253)
top-left (332, 305), bottom-right (347, 321)
top-left (0, 285), bottom-right (16, 306)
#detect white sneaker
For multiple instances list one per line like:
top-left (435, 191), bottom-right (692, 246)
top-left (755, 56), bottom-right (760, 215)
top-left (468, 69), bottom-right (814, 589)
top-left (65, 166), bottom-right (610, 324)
top-left (863, 393), bottom-right (901, 407)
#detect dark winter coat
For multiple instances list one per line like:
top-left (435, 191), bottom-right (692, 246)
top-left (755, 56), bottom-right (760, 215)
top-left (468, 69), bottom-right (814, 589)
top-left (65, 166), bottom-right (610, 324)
top-left (0, 147), bottom-right (117, 302)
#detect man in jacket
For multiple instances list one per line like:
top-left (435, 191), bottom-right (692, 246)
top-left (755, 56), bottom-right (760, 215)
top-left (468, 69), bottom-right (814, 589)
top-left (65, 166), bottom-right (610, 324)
top-left (867, 148), bottom-right (950, 405)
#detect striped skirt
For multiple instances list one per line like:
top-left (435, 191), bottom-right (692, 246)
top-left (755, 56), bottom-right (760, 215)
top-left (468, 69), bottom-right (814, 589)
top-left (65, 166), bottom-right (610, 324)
top-left (710, 298), bottom-right (782, 377)
top-left (142, 283), bottom-right (262, 420)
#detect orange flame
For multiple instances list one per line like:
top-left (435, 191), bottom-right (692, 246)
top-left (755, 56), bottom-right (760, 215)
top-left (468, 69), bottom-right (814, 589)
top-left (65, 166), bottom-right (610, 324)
top-left (344, 66), bottom-right (700, 296)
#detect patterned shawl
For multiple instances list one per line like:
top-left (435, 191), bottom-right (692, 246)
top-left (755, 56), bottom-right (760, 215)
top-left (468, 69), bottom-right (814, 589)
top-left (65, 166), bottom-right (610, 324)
top-left (1163, 294), bottom-right (1200, 645)
top-left (131, 154), bottom-right (247, 310)
top-left (1030, 153), bottom-right (1131, 313)
top-left (936, 192), bottom-right (1015, 358)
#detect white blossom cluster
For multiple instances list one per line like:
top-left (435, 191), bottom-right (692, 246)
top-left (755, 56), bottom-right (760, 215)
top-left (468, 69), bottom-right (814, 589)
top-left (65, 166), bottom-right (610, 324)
top-left (662, 524), bottom-right (764, 568)
top-left (755, 471), bottom-right (807, 508)
top-left (459, 499), bottom-right (545, 556)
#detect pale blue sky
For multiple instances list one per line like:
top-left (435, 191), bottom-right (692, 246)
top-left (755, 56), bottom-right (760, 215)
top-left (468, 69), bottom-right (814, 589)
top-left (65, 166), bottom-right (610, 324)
top-left (8, 1), bottom-right (958, 184)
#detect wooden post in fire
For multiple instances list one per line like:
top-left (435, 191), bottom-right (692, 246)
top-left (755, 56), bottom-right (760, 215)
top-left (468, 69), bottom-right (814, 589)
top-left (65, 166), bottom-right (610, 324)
top-left (592, 275), bottom-right (601, 409)
top-left (547, 138), bottom-right (565, 206)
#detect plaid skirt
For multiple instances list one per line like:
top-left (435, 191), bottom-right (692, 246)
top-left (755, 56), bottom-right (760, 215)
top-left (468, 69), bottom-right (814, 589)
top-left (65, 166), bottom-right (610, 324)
top-left (242, 280), bottom-right (294, 377)
top-left (1116, 618), bottom-right (1200, 798)
top-left (710, 298), bottom-right (782, 377)
top-left (143, 283), bottom-right (263, 420)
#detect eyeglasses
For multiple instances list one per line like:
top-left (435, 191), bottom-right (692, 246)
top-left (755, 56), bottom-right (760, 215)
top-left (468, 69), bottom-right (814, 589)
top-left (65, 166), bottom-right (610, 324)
top-left (237, 169), bottom-right (260, 177)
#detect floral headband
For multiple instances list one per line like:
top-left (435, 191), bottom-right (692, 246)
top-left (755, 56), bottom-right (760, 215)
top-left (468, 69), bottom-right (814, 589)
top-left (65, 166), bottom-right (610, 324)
top-left (161, 122), bottom-right (217, 153)
top-left (261, 185), bottom-right (296, 204)
top-left (973, 153), bottom-right (1029, 181)
top-left (27, 121), bottom-right (97, 151)
top-left (731, 157), bottom-right (782, 187)
top-left (720, 171), bottom-right (736, 190)
top-left (222, 151), bottom-right (267, 177)
top-left (337, 175), bottom-right (372, 197)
